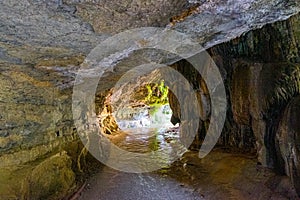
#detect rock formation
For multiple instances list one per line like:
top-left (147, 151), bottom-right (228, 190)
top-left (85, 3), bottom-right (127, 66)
top-left (0, 0), bottom-right (299, 198)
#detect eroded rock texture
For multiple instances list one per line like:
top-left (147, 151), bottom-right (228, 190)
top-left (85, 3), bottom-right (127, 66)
top-left (277, 96), bottom-right (300, 195)
top-left (28, 151), bottom-right (75, 200)
top-left (0, 0), bottom-right (300, 198)
top-left (64, 0), bottom-right (189, 33)
top-left (168, 12), bottom-right (300, 195)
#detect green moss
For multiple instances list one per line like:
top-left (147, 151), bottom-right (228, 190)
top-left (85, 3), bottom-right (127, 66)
top-left (29, 152), bottom-right (75, 200)
top-left (149, 135), bottom-right (159, 151)
top-left (144, 80), bottom-right (169, 106)
top-left (0, 167), bottom-right (32, 200)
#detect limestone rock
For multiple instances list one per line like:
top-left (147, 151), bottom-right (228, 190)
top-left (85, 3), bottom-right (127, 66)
top-left (276, 96), bottom-right (300, 195)
top-left (65, 0), bottom-right (189, 34)
top-left (0, 0), bottom-right (300, 198)
top-left (29, 151), bottom-right (75, 200)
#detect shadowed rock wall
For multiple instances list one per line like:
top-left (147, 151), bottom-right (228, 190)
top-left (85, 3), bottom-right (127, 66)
top-left (0, 0), bottom-right (300, 198)
top-left (168, 12), bottom-right (300, 194)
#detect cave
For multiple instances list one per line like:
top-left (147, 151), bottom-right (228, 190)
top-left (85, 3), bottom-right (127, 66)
top-left (1, 0), bottom-right (300, 199)
top-left (98, 74), bottom-right (182, 157)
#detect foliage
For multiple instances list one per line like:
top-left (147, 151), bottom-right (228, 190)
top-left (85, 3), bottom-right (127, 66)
top-left (144, 80), bottom-right (169, 106)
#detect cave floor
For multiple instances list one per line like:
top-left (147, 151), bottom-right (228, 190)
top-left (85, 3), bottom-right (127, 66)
top-left (78, 129), bottom-right (298, 200)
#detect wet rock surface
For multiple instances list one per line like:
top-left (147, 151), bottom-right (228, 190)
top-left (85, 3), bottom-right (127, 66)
top-left (0, 1), bottom-right (299, 160)
top-left (164, 150), bottom-right (299, 199)
top-left (79, 123), bottom-right (298, 199)
top-left (168, 11), bottom-right (300, 158)
top-left (80, 149), bottom-right (299, 200)
top-left (0, 0), bottom-right (300, 199)
top-left (79, 165), bottom-right (204, 200)
top-left (277, 96), bottom-right (300, 195)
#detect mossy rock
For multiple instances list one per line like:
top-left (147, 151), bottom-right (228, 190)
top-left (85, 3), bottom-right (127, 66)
top-left (29, 151), bottom-right (75, 200)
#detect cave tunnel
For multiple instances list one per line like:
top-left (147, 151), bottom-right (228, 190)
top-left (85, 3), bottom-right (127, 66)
top-left (1, 0), bottom-right (300, 199)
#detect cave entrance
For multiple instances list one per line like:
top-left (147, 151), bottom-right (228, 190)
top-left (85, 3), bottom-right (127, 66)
top-left (114, 81), bottom-right (177, 132)
top-left (97, 71), bottom-right (183, 156)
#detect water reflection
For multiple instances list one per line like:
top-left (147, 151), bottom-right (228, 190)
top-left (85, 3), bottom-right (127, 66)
top-left (112, 104), bottom-right (181, 154)
top-left (101, 104), bottom-right (186, 171)
top-left (109, 127), bottom-right (185, 155)
top-left (115, 104), bottom-right (176, 130)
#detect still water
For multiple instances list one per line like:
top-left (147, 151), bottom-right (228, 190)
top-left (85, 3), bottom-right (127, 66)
top-left (78, 105), bottom-right (297, 199)
top-left (79, 129), bottom-right (298, 199)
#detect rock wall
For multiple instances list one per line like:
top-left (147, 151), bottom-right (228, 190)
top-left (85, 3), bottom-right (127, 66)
top-left (0, 0), bottom-right (300, 198)
top-left (168, 11), bottom-right (300, 194)
top-left (0, 1), bottom-right (195, 198)
top-left (219, 13), bottom-right (300, 166)
top-left (276, 96), bottom-right (300, 195)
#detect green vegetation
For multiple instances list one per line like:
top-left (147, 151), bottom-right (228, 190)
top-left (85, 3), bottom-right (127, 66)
top-left (144, 80), bottom-right (169, 106)
top-left (149, 135), bottom-right (159, 151)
